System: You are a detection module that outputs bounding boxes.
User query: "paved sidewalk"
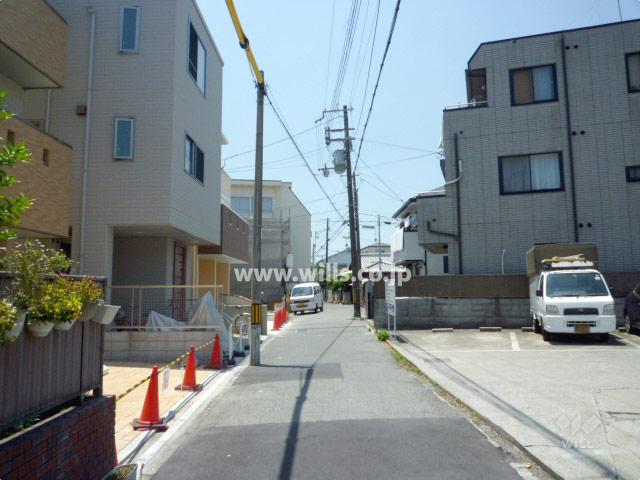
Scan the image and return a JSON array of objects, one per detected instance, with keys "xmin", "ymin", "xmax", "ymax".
[
  {"xmin": 391, "ymin": 329, "xmax": 640, "ymax": 480},
  {"xmin": 146, "ymin": 305, "xmax": 524, "ymax": 480},
  {"xmin": 103, "ymin": 362, "xmax": 212, "ymax": 452}
]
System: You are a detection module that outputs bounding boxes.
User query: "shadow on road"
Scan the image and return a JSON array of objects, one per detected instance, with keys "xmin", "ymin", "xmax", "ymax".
[{"xmin": 276, "ymin": 317, "xmax": 355, "ymax": 480}]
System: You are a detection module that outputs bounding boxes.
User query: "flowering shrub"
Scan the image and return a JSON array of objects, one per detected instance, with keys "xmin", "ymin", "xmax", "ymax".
[
  {"xmin": 1, "ymin": 240, "xmax": 74, "ymax": 310},
  {"xmin": 28, "ymin": 278, "xmax": 82, "ymax": 325},
  {"xmin": 0, "ymin": 298, "xmax": 18, "ymax": 345},
  {"xmin": 70, "ymin": 277, "xmax": 103, "ymax": 304}
]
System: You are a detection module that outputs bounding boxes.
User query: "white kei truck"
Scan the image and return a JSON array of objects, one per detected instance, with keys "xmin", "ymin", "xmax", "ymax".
[{"xmin": 527, "ymin": 244, "xmax": 616, "ymax": 341}]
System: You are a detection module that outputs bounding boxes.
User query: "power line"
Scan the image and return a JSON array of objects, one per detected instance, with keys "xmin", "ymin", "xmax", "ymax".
[
  {"xmin": 265, "ymin": 88, "xmax": 346, "ymax": 221},
  {"xmin": 355, "ymin": 0, "xmax": 381, "ymax": 132},
  {"xmin": 323, "ymin": 0, "xmax": 337, "ymax": 109},
  {"xmin": 331, "ymin": 0, "xmax": 363, "ymax": 109},
  {"xmin": 362, "ymin": 139, "xmax": 433, "ymax": 152},
  {"xmin": 223, "ymin": 116, "xmax": 340, "ymax": 163},
  {"xmin": 347, "ymin": 0, "xmax": 373, "ymax": 106},
  {"xmin": 353, "ymin": 0, "xmax": 402, "ymax": 174}
]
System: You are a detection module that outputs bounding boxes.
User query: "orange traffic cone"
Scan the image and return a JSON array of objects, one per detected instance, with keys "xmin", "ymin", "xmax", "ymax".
[
  {"xmin": 131, "ymin": 366, "xmax": 168, "ymax": 431},
  {"xmin": 207, "ymin": 333, "xmax": 223, "ymax": 369},
  {"xmin": 274, "ymin": 309, "xmax": 281, "ymax": 330},
  {"xmin": 283, "ymin": 308, "xmax": 288, "ymax": 324},
  {"xmin": 175, "ymin": 345, "xmax": 202, "ymax": 391}
]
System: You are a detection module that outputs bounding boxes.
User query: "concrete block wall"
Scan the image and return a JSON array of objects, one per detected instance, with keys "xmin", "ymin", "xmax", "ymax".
[
  {"xmin": 373, "ymin": 297, "xmax": 626, "ymax": 330},
  {"xmin": 105, "ymin": 331, "xmax": 223, "ymax": 364}
]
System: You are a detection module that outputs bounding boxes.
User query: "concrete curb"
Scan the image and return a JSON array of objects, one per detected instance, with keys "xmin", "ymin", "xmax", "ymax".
[{"xmin": 388, "ymin": 337, "xmax": 562, "ymax": 480}]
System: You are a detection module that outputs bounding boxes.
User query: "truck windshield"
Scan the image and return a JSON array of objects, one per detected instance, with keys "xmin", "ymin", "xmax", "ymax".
[
  {"xmin": 291, "ymin": 286, "xmax": 313, "ymax": 297},
  {"xmin": 546, "ymin": 272, "xmax": 609, "ymax": 297}
]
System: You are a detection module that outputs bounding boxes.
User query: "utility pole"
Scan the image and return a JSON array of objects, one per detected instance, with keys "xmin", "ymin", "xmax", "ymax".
[
  {"xmin": 342, "ymin": 105, "xmax": 361, "ymax": 318},
  {"xmin": 321, "ymin": 105, "xmax": 361, "ymax": 318},
  {"xmin": 324, "ymin": 218, "xmax": 329, "ymax": 296},
  {"xmin": 249, "ymin": 73, "xmax": 265, "ymax": 366},
  {"xmin": 225, "ymin": 0, "xmax": 265, "ymax": 365}
]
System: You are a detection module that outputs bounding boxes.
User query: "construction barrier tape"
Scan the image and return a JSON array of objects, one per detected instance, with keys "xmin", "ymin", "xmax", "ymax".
[{"xmin": 114, "ymin": 336, "xmax": 218, "ymax": 402}]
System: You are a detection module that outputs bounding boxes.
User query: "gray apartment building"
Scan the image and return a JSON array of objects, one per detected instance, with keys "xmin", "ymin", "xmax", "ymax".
[
  {"xmin": 21, "ymin": 0, "xmax": 224, "ymax": 294},
  {"xmin": 419, "ymin": 19, "xmax": 640, "ymax": 275}
]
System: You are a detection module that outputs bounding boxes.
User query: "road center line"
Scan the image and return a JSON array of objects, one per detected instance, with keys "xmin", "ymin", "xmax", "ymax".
[{"xmin": 509, "ymin": 332, "xmax": 521, "ymax": 351}]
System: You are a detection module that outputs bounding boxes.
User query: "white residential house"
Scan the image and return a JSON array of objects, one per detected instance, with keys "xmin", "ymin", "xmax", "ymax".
[
  {"xmin": 391, "ymin": 191, "xmax": 449, "ymax": 276},
  {"xmin": 23, "ymin": 0, "xmax": 225, "ymax": 299},
  {"xmin": 229, "ymin": 178, "xmax": 311, "ymax": 301}
]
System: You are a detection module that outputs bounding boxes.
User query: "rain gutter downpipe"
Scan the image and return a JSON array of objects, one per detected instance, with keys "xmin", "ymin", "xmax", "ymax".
[
  {"xmin": 79, "ymin": 5, "xmax": 96, "ymax": 274},
  {"xmin": 561, "ymin": 35, "xmax": 579, "ymax": 243}
]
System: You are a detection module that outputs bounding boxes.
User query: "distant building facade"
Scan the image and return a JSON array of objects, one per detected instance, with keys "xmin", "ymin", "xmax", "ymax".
[{"xmin": 229, "ymin": 178, "xmax": 311, "ymax": 301}]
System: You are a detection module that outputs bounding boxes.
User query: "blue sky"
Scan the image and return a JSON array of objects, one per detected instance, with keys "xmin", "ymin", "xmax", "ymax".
[{"xmin": 197, "ymin": 0, "xmax": 640, "ymax": 258}]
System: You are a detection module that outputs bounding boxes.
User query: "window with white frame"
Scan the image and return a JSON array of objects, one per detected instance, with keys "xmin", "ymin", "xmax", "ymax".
[
  {"xmin": 114, "ymin": 118, "xmax": 134, "ymax": 159},
  {"xmin": 499, "ymin": 152, "xmax": 563, "ymax": 194},
  {"xmin": 184, "ymin": 135, "xmax": 204, "ymax": 183},
  {"xmin": 188, "ymin": 23, "xmax": 206, "ymax": 94},
  {"xmin": 120, "ymin": 7, "xmax": 140, "ymax": 52},
  {"xmin": 627, "ymin": 52, "xmax": 640, "ymax": 93},
  {"xmin": 510, "ymin": 65, "xmax": 557, "ymax": 105}
]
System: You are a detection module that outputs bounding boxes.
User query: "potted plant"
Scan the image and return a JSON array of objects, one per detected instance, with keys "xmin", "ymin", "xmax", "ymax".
[
  {"xmin": 5, "ymin": 240, "xmax": 72, "ymax": 307},
  {"xmin": 72, "ymin": 277, "xmax": 104, "ymax": 321},
  {"xmin": 0, "ymin": 298, "xmax": 25, "ymax": 345},
  {"xmin": 29, "ymin": 278, "xmax": 82, "ymax": 334},
  {"xmin": 92, "ymin": 302, "xmax": 120, "ymax": 326}
]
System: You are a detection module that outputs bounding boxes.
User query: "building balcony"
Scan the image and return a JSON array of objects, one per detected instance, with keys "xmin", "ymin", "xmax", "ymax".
[
  {"xmin": 0, "ymin": 0, "xmax": 67, "ymax": 88},
  {"xmin": 391, "ymin": 229, "xmax": 425, "ymax": 265},
  {"xmin": 198, "ymin": 205, "xmax": 249, "ymax": 264},
  {"xmin": 2, "ymin": 117, "xmax": 72, "ymax": 238}
]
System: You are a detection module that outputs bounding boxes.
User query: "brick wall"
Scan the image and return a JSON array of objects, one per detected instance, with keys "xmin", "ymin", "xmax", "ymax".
[{"xmin": 0, "ymin": 396, "xmax": 116, "ymax": 480}]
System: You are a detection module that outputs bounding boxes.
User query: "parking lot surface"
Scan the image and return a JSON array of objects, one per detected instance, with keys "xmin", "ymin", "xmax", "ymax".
[{"xmin": 392, "ymin": 329, "xmax": 640, "ymax": 480}]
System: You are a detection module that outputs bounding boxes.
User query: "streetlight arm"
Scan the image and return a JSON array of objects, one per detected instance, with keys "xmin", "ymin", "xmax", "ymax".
[{"xmin": 225, "ymin": 0, "xmax": 264, "ymax": 86}]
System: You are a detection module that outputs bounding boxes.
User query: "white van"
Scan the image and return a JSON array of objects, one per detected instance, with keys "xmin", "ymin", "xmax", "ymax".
[
  {"xmin": 290, "ymin": 282, "xmax": 324, "ymax": 314},
  {"xmin": 529, "ymin": 257, "xmax": 616, "ymax": 341}
]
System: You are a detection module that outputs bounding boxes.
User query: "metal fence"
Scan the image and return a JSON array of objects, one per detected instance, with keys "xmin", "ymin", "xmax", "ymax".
[{"xmin": 110, "ymin": 284, "xmax": 224, "ymax": 330}]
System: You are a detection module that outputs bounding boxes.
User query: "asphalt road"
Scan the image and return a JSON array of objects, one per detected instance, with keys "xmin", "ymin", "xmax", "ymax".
[{"xmin": 150, "ymin": 305, "xmax": 521, "ymax": 480}]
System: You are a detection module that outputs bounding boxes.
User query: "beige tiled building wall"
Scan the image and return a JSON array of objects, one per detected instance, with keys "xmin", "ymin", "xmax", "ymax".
[
  {"xmin": 0, "ymin": 0, "xmax": 67, "ymax": 87},
  {"xmin": 1, "ymin": 118, "xmax": 72, "ymax": 238}
]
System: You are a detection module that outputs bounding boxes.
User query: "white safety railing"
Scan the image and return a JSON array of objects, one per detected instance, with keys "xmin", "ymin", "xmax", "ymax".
[{"xmin": 110, "ymin": 284, "xmax": 224, "ymax": 330}]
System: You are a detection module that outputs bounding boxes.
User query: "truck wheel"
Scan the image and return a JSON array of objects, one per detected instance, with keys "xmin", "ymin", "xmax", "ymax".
[
  {"xmin": 542, "ymin": 328, "xmax": 551, "ymax": 342},
  {"xmin": 533, "ymin": 316, "xmax": 541, "ymax": 334}
]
